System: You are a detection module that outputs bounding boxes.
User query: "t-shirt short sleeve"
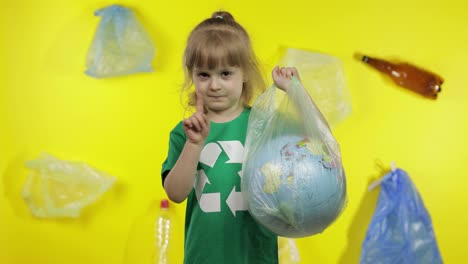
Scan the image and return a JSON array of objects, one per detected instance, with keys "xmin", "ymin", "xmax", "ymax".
[{"xmin": 161, "ymin": 122, "xmax": 186, "ymax": 186}]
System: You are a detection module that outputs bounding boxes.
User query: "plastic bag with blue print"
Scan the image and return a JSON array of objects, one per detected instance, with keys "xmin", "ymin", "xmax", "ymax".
[
  {"xmin": 85, "ymin": 5, "xmax": 155, "ymax": 78},
  {"xmin": 361, "ymin": 168, "xmax": 443, "ymax": 264}
]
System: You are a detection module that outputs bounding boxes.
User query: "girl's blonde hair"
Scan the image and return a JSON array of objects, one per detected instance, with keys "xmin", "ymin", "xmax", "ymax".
[{"xmin": 182, "ymin": 11, "xmax": 265, "ymax": 108}]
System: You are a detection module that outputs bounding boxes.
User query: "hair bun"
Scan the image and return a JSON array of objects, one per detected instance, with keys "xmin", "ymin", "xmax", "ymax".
[{"xmin": 211, "ymin": 11, "xmax": 235, "ymax": 22}]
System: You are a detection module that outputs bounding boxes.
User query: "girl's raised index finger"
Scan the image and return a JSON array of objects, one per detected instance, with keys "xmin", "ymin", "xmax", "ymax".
[{"xmin": 196, "ymin": 92, "xmax": 204, "ymax": 113}]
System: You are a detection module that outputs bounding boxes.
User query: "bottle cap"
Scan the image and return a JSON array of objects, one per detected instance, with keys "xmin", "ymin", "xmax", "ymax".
[{"xmin": 160, "ymin": 199, "xmax": 169, "ymax": 209}]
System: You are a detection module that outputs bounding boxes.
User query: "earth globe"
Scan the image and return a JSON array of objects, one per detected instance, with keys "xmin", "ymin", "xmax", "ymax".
[{"xmin": 243, "ymin": 135, "xmax": 347, "ymax": 237}]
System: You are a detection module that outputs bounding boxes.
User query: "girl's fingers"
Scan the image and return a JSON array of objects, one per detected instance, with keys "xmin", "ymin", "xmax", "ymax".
[
  {"xmin": 196, "ymin": 112, "xmax": 208, "ymax": 130},
  {"xmin": 273, "ymin": 66, "xmax": 281, "ymax": 79},
  {"xmin": 272, "ymin": 66, "xmax": 278, "ymax": 76},
  {"xmin": 286, "ymin": 67, "xmax": 296, "ymax": 78},
  {"xmin": 272, "ymin": 66, "xmax": 301, "ymax": 91},
  {"xmin": 184, "ymin": 113, "xmax": 208, "ymax": 132},
  {"xmin": 290, "ymin": 67, "xmax": 299, "ymax": 79},
  {"xmin": 280, "ymin": 67, "xmax": 287, "ymax": 76},
  {"xmin": 201, "ymin": 112, "xmax": 209, "ymax": 126},
  {"xmin": 275, "ymin": 66, "xmax": 297, "ymax": 78},
  {"xmin": 183, "ymin": 117, "xmax": 198, "ymax": 131},
  {"xmin": 192, "ymin": 115, "xmax": 203, "ymax": 131},
  {"xmin": 278, "ymin": 66, "xmax": 299, "ymax": 80},
  {"xmin": 196, "ymin": 91, "xmax": 204, "ymax": 113},
  {"xmin": 183, "ymin": 118, "xmax": 194, "ymax": 130},
  {"xmin": 272, "ymin": 66, "xmax": 279, "ymax": 80},
  {"xmin": 202, "ymin": 114, "xmax": 210, "ymax": 133}
]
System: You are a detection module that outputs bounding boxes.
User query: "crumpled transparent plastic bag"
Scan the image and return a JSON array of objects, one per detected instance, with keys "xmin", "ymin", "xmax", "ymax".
[
  {"xmin": 22, "ymin": 153, "xmax": 116, "ymax": 218},
  {"xmin": 242, "ymin": 77, "xmax": 347, "ymax": 237},
  {"xmin": 278, "ymin": 237, "xmax": 300, "ymax": 264},
  {"xmin": 360, "ymin": 168, "xmax": 443, "ymax": 264},
  {"xmin": 85, "ymin": 5, "xmax": 155, "ymax": 78},
  {"xmin": 279, "ymin": 48, "xmax": 352, "ymax": 128}
]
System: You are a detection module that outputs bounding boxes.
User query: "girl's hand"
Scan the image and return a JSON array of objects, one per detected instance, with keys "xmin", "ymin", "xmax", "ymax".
[
  {"xmin": 182, "ymin": 92, "xmax": 210, "ymax": 146},
  {"xmin": 272, "ymin": 66, "xmax": 301, "ymax": 91}
]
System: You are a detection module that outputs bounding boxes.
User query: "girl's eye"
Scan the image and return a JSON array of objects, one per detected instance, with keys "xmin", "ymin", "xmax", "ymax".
[
  {"xmin": 221, "ymin": 71, "xmax": 232, "ymax": 77},
  {"xmin": 198, "ymin": 72, "xmax": 209, "ymax": 78}
]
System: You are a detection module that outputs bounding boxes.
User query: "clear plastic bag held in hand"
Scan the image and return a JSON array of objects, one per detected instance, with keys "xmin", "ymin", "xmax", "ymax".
[
  {"xmin": 360, "ymin": 168, "xmax": 443, "ymax": 264},
  {"xmin": 242, "ymin": 77, "xmax": 347, "ymax": 238},
  {"xmin": 85, "ymin": 5, "xmax": 155, "ymax": 78}
]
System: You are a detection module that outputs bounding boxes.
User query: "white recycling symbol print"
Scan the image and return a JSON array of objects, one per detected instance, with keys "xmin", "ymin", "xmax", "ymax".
[{"xmin": 194, "ymin": 141, "xmax": 247, "ymax": 216}]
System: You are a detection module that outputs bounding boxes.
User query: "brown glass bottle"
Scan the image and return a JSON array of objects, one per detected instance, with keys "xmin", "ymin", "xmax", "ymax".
[{"xmin": 361, "ymin": 55, "xmax": 443, "ymax": 99}]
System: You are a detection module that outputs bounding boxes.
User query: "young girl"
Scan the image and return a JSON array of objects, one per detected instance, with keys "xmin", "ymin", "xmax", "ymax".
[{"xmin": 161, "ymin": 11, "xmax": 302, "ymax": 264}]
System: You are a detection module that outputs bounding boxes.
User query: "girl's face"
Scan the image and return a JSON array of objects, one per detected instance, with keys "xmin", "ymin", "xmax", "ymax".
[{"xmin": 192, "ymin": 65, "xmax": 245, "ymax": 121}]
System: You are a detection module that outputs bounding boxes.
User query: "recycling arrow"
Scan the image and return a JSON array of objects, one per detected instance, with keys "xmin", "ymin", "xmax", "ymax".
[
  {"xmin": 226, "ymin": 186, "xmax": 247, "ymax": 216},
  {"xmin": 218, "ymin": 141, "xmax": 244, "ymax": 163},
  {"xmin": 194, "ymin": 169, "xmax": 220, "ymax": 213}
]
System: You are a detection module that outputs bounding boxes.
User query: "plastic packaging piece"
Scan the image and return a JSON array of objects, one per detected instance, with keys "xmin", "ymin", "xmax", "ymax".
[
  {"xmin": 278, "ymin": 237, "xmax": 300, "ymax": 264},
  {"xmin": 243, "ymin": 77, "xmax": 347, "ymax": 238},
  {"xmin": 154, "ymin": 199, "xmax": 171, "ymax": 264},
  {"xmin": 22, "ymin": 153, "xmax": 116, "ymax": 218},
  {"xmin": 360, "ymin": 55, "xmax": 443, "ymax": 99},
  {"xmin": 360, "ymin": 168, "xmax": 443, "ymax": 264},
  {"xmin": 279, "ymin": 48, "xmax": 352, "ymax": 129},
  {"xmin": 85, "ymin": 5, "xmax": 155, "ymax": 78}
]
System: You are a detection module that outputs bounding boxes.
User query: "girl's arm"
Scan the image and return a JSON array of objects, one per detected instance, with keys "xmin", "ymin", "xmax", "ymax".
[
  {"xmin": 164, "ymin": 93, "xmax": 210, "ymax": 203},
  {"xmin": 164, "ymin": 141, "xmax": 204, "ymax": 203}
]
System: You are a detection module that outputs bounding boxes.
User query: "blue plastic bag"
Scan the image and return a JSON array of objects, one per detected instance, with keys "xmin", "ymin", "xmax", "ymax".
[
  {"xmin": 85, "ymin": 5, "xmax": 155, "ymax": 78},
  {"xmin": 360, "ymin": 168, "xmax": 443, "ymax": 264}
]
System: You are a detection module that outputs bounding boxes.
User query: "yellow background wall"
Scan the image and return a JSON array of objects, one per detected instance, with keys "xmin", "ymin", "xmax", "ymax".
[{"xmin": 1, "ymin": 0, "xmax": 467, "ymax": 263}]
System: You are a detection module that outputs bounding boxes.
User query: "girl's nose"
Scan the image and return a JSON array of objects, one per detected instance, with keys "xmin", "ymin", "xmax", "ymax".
[{"xmin": 209, "ymin": 78, "xmax": 221, "ymax": 90}]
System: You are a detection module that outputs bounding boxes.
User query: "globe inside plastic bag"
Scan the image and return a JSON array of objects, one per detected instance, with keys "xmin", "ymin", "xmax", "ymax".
[
  {"xmin": 22, "ymin": 153, "xmax": 116, "ymax": 218},
  {"xmin": 85, "ymin": 5, "xmax": 155, "ymax": 78},
  {"xmin": 279, "ymin": 48, "xmax": 351, "ymax": 128},
  {"xmin": 243, "ymin": 77, "xmax": 347, "ymax": 238},
  {"xmin": 360, "ymin": 168, "xmax": 443, "ymax": 264}
]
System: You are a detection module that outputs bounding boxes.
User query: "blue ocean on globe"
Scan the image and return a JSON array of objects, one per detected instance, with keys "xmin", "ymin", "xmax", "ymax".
[{"xmin": 243, "ymin": 135, "xmax": 347, "ymax": 237}]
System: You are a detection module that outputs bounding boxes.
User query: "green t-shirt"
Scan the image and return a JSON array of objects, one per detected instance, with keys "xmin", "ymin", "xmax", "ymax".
[{"xmin": 162, "ymin": 107, "xmax": 278, "ymax": 264}]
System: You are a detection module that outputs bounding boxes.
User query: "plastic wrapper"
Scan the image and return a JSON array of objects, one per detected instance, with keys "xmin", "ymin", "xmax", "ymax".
[
  {"xmin": 242, "ymin": 77, "xmax": 347, "ymax": 238},
  {"xmin": 85, "ymin": 5, "xmax": 155, "ymax": 78},
  {"xmin": 22, "ymin": 153, "xmax": 116, "ymax": 218},
  {"xmin": 278, "ymin": 237, "xmax": 300, "ymax": 264},
  {"xmin": 360, "ymin": 168, "xmax": 443, "ymax": 264},
  {"xmin": 279, "ymin": 48, "xmax": 352, "ymax": 128}
]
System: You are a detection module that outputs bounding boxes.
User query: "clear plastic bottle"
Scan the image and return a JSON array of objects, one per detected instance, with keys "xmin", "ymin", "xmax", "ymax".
[
  {"xmin": 361, "ymin": 55, "xmax": 444, "ymax": 99},
  {"xmin": 154, "ymin": 199, "xmax": 171, "ymax": 264}
]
